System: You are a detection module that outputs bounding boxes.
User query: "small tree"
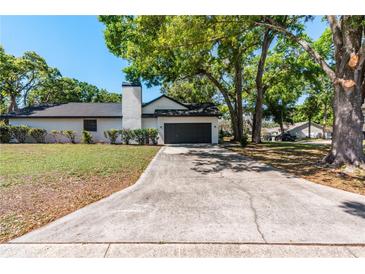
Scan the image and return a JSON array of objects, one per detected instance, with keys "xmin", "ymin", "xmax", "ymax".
[
  {"xmin": 120, "ymin": 129, "xmax": 134, "ymax": 144},
  {"xmin": 0, "ymin": 125, "xmax": 12, "ymax": 143},
  {"xmin": 104, "ymin": 129, "xmax": 119, "ymax": 144},
  {"xmin": 12, "ymin": 125, "xmax": 30, "ymax": 143},
  {"xmin": 62, "ymin": 130, "xmax": 77, "ymax": 143},
  {"xmin": 81, "ymin": 130, "xmax": 93, "ymax": 144},
  {"xmin": 29, "ymin": 128, "xmax": 47, "ymax": 143}
]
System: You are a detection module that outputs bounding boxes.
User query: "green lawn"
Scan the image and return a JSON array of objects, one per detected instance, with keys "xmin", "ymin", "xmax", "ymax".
[{"xmin": 0, "ymin": 144, "xmax": 160, "ymax": 243}]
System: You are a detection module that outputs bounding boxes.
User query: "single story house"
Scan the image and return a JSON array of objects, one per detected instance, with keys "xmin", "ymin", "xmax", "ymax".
[
  {"xmin": 263, "ymin": 121, "xmax": 332, "ymax": 141},
  {"xmin": 3, "ymin": 83, "xmax": 220, "ymax": 144}
]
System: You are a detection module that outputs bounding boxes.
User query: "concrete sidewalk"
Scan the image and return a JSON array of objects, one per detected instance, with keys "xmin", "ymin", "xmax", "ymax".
[
  {"xmin": 1, "ymin": 243, "xmax": 364, "ymax": 257},
  {"xmin": 2, "ymin": 145, "xmax": 365, "ymax": 257}
]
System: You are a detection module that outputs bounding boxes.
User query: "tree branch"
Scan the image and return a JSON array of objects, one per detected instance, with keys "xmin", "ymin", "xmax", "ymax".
[
  {"xmin": 256, "ymin": 19, "xmax": 337, "ymax": 82},
  {"xmin": 327, "ymin": 16, "xmax": 343, "ymax": 49}
]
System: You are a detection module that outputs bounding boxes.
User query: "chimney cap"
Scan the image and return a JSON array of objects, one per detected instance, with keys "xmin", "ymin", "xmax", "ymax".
[{"xmin": 122, "ymin": 82, "xmax": 141, "ymax": 87}]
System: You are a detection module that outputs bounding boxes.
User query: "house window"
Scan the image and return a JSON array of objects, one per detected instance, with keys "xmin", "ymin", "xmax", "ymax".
[{"xmin": 83, "ymin": 119, "xmax": 97, "ymax": 132}]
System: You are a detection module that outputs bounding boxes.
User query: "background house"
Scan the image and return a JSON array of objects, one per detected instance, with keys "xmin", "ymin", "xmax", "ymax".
[{"xmin": 262, "ymin": 121, "xmax": 332, "ymax": 141}]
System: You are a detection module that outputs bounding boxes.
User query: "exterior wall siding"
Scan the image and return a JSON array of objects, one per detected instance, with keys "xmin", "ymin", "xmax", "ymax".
[
  {"xmin": 156, "ymin": 116, "xmax": 219, "ymax": 144},
  {"xmin": 142, "ymin": 97, "xmax": 187, "ymax": 114},
  {"xmin": 9, "ymin": 118, "xmax": 122, "ymax": 143},
  {"xmin": 142, "ymin": 117, "xmax": 158, "ymax": 129}
]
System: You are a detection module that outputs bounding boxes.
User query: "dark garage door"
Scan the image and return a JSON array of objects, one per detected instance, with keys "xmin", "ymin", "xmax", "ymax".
[{"xmin": 164, "ymin": 123, "xmax": 212, "ymax": 144}]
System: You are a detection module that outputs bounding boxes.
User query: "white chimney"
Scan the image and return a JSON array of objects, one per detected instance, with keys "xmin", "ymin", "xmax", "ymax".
[{"xmin": 122, "ymin": 82, "xmax": 142, "ymax": 129}]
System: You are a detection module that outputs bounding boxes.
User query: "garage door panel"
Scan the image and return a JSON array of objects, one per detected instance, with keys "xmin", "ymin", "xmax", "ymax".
[{"xmin": 164, "ymin": 123, "xmax": 211, "ymax": 144}]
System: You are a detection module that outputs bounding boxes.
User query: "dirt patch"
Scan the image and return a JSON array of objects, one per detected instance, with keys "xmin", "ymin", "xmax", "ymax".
[
  {"xmin": 0, "ymin": 171, "xmax": 140, "ymax": 243},
  {"xmin": 229, "ymin": 143, "xmax": 365, "ymax": 196}
]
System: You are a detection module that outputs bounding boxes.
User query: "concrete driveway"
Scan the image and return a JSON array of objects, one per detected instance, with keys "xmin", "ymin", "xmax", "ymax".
[{"xmin": 2, "ymin": 145, "xmax": 365, "ymax": 257}]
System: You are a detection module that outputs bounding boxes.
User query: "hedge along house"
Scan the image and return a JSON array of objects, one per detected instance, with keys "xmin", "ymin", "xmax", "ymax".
[{"xmin": 3, "ymin": 83, "xmax": 220, "ymax": 144}]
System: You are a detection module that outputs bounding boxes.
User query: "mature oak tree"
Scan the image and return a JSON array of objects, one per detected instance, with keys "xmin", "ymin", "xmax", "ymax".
[
  {"xmin": 99, "ymin": 15, "xmax": 260, "ymax": 142},
  {"xmin": 259, "ymin": 16, "xmax": 365, "ymax": 167}
]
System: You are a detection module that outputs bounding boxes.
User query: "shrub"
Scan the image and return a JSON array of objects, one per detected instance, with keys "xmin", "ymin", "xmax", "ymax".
[
  {"xmin": 29, "ymin": 128, "xmax": 47, "ymax": 143},
  {"xmin": 104, "ymin": 129, "xmax": 119, "ymax": 144},
  {"xmin": 120, "ymin": 129, "xmax": 134, "ymax": 145},
  {"xmin": 147, "ymin": 128, "xmax": 159, "ymax": 145},
  {"xmin": 82, "ymin": 130, "xmax": 93, "ymax": 144},
  {"xmin": 142, "ymin": 128, "xmax": 150, "ymax": 144},
  {"xmin": 133, "ymin": 129, "xmax": 145, "ymax": 145},
  {"xmin": 0, "ymin": 125, "xmax": 12, "ymax": 143},
  {"xmin": 62, "ymin": 130, "xmax": 77, "ymax": 143},
  {"xmin": 50, "ymin": 130, "xmax": 61, "ymax": 143},
  {"xmin": 12, "ymin": 125, "xmax": 30, "ymax": 143}
]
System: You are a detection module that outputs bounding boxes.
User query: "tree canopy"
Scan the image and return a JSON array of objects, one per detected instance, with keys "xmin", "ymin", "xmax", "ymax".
[{"xmin": 0, "ymin": 46, "xmax": 121, "ymax": 113}]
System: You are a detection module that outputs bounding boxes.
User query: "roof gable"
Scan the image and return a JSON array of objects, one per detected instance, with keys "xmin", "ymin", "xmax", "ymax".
[{"xmin": 142, "ymin": 95, "xmax": 188, "ymax": 114}]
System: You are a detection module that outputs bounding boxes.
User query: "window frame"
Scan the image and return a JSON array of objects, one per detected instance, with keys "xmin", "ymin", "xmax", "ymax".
[{"xmin": 83, "ymin": 119, "xmax": 97, "ymax": 132}]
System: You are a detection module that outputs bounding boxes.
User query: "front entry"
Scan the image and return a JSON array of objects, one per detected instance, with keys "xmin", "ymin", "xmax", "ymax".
[{"xmin": 164, "ymin": 123, "xmax": 212, "ymax": 144}]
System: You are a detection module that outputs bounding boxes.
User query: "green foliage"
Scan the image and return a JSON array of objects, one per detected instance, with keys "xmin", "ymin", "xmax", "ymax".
[
  {"xmin": 119, "ymin": 129, "xmax": 134, "ymax": 145},
  {"xmin": 161, "ymin": 77, "xmax": 218, "ymax": 104},
  {"xmin": 133, "ymin": 129, "xmax": 146, "ymax": 145},
  {"xmin": 0, "ymin": 125, "xmax": 12, "ymax": 143},
  {"xmin": 11, "ymin": 125, "xmax": 30, "ymax": 143},
  {"xmin": 50, "ymin": 130, "xmax": 61, "ymax": 143},
  {"xmin": 0, "ymin": 47, "xmax": 49, "ymax": 112},
  {"xmin": 81, "ymin": 130, "xmax": 93, "ymax": 144},
  {"xmin": 99, "ymin": 16, "xmax": 263, "ymax": 140},
  {"xmin": 104, "ymin": 129, "xmax": 119, "ymax": 144},
  {"xmin": 29, "ymin": 128, "xmax": 47, "ymax": 143},
  {"xmin": 147, "ymin": 128, "xmax": 159, "ymax": 145},
  {"xmin": 0, "ymin": 46, "xmax": 121, "ymax": 112},
  {"xmin": 62, "ymin": 130, "xmax": 77, "ymax": 144}
]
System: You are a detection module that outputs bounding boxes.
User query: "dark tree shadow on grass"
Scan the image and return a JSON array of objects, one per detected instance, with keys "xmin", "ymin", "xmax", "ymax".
[{"xmin": 339, "ymin": 201, "xmax": 365, "ymax": 219}]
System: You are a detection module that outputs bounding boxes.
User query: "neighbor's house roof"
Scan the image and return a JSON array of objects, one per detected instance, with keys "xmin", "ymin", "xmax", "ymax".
[
  {"xmin": 2, "ymin": 97, "xmax": 220, "ymax": 119},
  {"xmin": 263, "ymin": 121, "xmax": 332, "ymax": 135}
]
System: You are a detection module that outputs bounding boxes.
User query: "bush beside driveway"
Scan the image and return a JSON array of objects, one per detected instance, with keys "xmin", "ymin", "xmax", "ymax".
[{"xmin": 0, "ymin": 144, "xmax": 160, "ymax": 243}]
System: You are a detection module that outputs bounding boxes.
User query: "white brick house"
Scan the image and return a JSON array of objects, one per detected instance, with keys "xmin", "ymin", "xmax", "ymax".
[{"xmin": 4, "ymin": 83, "xmax": 220, "ymax": 144}]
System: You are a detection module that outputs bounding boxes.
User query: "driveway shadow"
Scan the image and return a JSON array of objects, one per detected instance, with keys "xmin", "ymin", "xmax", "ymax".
[
  {"xmin": 339, "ymin": 201, "xmax": 365, "ymax": 219},
  {"xmin": 186, "ymin": 148, "xmax": 274, "ymax": 175}
]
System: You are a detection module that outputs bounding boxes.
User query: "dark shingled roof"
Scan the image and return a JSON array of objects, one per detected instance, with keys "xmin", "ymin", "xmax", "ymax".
[
  {"xmin": 154, "ymin": 103, "xmax": 220, "ymax": 117},
  {"xmin": 2, "ymin": 103, "xmax": 123, "ymax": 118}
]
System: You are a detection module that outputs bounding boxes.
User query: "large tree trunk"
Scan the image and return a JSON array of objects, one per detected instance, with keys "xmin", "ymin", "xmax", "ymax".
[
  {"xmin": 229, "ymin": 107, "xmax": 239, "ymax": 141},
  {"xmin": 8, "ymin": 94, "xmax": 18, "ymax": 113},
  {"xmin": 234, "ymin": 55, "xmax": 244, "ymax": 142},
  {"xmin": 322, "ymin": 103, "xmax": 328, "ymax": 139},
  {"xmin": 260, "ymin": 15, "xmax": 365, "ymax": 166},
  {"xmin": 252, "ymin": 91, "xmax": 264, "ymax": 143},
  {"xmin": 308, "ymin": 118, "xmax": 311, "ymax": 138},
  {"xmin": 202, "ymin": 69, "xmax": 241, "ymax": 141},
  {"xmin": 323, "ymin": 83, "xmax": 365, "ymax": 166},
  {"xmin": 252, "ymin": 30, "xmax": 273, "ymax": 143}
]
